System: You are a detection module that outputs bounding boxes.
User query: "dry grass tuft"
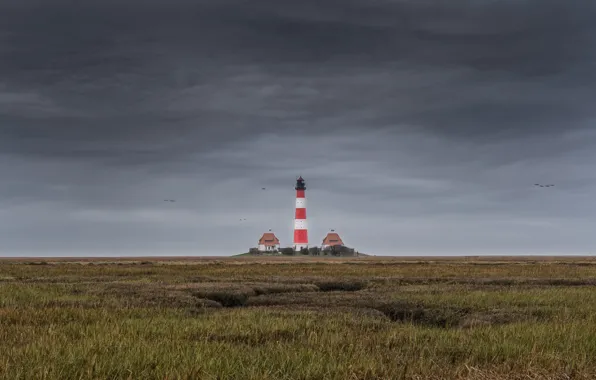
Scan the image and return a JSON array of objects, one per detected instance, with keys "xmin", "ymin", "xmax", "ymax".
[
  {"xmin": 375, "ymin": 301, "xmax": 471, "ymax": 328},
  {"xmin": 193, "ymin": 290, "xmax": 250, "ymax": 307}
]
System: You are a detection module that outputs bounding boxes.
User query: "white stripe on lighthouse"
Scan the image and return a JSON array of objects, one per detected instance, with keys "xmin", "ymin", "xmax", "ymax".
[
  {"xmin": 294, "ymin": 219, "xmax": 308, "ymax": 229},
  {"xmin": 295, "ymin": 198, "xmax": 306, "ymax": 208}
]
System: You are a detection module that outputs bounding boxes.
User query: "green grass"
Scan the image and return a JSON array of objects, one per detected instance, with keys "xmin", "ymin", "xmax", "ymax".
[{"xmin": 2, "ymin": 257, "xmax": 596, "ymax": 379}]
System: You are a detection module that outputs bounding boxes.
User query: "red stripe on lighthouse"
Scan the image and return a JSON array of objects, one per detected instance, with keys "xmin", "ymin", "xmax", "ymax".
[
  {"xmin": 294, "ymin": 229, "xmax": 308, "ymax": 244},
  {"xmin": 296, "ymin": 190, "xmax": 305, "ymax": 198},
  {"xmin": 295, "ymin": 208, "xmax": 306, "ymax": 219}
]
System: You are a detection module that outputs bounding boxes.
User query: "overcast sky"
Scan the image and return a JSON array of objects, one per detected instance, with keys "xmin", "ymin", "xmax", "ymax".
[{"xmin": 1, "ymin": 0, "xmax": 596, "ymax": 256}]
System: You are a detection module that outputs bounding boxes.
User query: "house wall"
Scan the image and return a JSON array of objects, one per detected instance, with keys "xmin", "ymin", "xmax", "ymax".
[{"xmin": 258, "ymin": 244, "xmax": 279, "ymax": 251}]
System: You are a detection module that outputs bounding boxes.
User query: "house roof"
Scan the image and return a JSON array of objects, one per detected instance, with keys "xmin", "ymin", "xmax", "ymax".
[
  {"xmin": 322, "ymin": 232, "xmax": 343, "ymax": 246},
  {"xmin": 258, "ymin": 232, "xmax": 280, "ymax": 246}
]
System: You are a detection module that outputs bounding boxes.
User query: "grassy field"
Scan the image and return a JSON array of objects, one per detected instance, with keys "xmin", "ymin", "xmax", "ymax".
[{"xmin": 2, "ymin": 256, "xmax": 596, "ymax": 379}]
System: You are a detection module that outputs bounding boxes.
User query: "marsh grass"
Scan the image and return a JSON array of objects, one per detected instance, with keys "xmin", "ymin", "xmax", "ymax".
[
  {"xmin": 2, "ymin": 257, "xmax": 596, "ymax": 379},
  {"xmin": 314, "ymin": 280, "xmax": 368, "ymax": 291}
]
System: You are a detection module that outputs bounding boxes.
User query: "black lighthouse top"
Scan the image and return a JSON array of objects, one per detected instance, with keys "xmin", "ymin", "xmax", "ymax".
[{"xmin": 295, "ymin": 176, "xmax": 306, "ymax": 190}]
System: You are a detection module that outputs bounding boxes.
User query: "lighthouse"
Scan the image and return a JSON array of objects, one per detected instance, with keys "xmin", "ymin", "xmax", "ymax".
[{"xmin": 293, "ymin": 176, "xmax": 309, "ymax": 251}]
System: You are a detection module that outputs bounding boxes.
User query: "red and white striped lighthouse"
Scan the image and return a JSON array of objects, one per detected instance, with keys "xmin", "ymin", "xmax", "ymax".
[{"xmin": 293, "ymin": 176, "xmax": 308, "ymax": 251}]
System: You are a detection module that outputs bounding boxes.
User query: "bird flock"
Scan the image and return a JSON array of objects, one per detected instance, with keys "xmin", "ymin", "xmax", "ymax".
[
  {"xmin": 534, "ymin": 184, "xmax": 555, "ymax": 188},
  {"xmin": 160, "ymin": 183, "xmax": 556, "ymax": 226},
  {"xmin": 161, "ymin": 187, "xmax": 269, "ymax": 223}
]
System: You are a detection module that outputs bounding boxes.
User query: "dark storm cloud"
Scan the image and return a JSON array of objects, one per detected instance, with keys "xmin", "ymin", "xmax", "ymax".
[
  {"xmin": 1, "ymin": 0, "xmax": 596, "ymax": 255},
  {"xmin": 2, "ymin": 0, "xmax": 595, "ymax": 159}
]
